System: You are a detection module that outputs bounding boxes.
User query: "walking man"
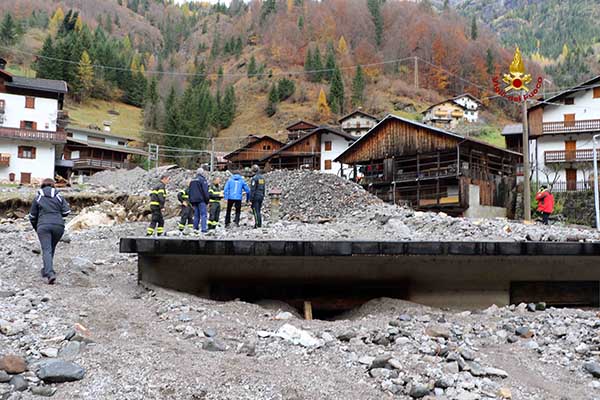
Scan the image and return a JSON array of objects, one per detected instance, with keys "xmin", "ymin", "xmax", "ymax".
[
  {"xmin": 535, "ymin": 184, "xmax": 554, "ymax": 225},
  {"xmin": 189, "ymin": 167, "xmax": 210, "ymax": 233},
  {"xmin": 249, "ymin": 165, "xmax": 266, "ymax": 228},
  {"xmin": 224, "ymin": 170, "xmax": 251, "ymax": 227},
  {"xmin": 177, "ymin": 184, "xmax": 194, "ymax": 232},
  {"xmin": 147, "ymin": 175, "xmax": 169, "ymax": 236},
  {"xmin": 208, "ymin": 177, "xmax": 223, "ymax": 230},
  {"xmin": 28, "ymin": 178, "xmax": 71, "ymax": 284}
]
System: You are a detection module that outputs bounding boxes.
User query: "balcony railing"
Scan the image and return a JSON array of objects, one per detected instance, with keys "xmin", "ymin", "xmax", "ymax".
[
  {"xmin": 0, "ymin": 154, "xmax": 9, "ymax": 167},
  {"xmin": 0, "ymin": 127, "xmax": 66, "ymax": 143},
  {"xmin": 542, "ymin": 119, "xmax": 600, "ymax": 134},
  {"xmin": 73, "ymin": 158, "xmax": 132, "ymax": 170},
  {"xmin": 544, "ymin": 149, "xmax": 599, "ymax": 163},
  {"xmin": 551, "ymin": 181, "xmax": 594, "ymax": 192}
]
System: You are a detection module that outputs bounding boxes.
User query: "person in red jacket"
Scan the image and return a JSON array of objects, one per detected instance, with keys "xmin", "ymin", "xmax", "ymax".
[{"xmin": 535, "ymin": 184, "xmax": 554, "ymax": 225}]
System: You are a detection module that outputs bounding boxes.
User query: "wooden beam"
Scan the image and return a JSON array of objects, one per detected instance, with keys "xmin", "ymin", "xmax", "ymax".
[{"xmin": 303, "ymin": 301, "xmax": 313, "ymax": 320}]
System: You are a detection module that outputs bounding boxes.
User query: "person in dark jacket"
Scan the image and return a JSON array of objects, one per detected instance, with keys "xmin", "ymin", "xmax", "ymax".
[
  {"xmin": 249, "ymin": 165, "xmax": 266, "ymax": 228},
  {"xmin": 147, "ymin": 175, "xmax": 169, "ymax": 236},
  {"xmin": 188, "ymin": 168, "xmax": 210, "ymax": 233},
  {"xmin": 208, "ymin": 177, "xmax": 223, "ymax": 230},
  {"xmin": 224, "ymin": 171, "xmax": 251, "ymax": 227},
  {"xmin": 28, "ymin": 178, "xmax": 71, "ymax": 284},
  {"xmin": 177, "ymin": 185, "xmax": 194, "ymax": 232}
]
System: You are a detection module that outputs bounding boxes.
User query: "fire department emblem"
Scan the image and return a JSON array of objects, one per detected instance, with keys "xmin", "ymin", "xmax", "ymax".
[{"xmin": 492, "ymin": 47, "xmax": 542, "ymax": 103}]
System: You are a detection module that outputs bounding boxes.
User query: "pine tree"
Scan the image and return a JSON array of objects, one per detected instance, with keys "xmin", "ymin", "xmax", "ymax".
[
  {"xmin": 164, "ymin": 86, "xmax": 181, "ymax": 149},
  {"xmin": 247, "ymin": 55, "xmax": 257, "ymax": 78},
  {"xmin": 266, "ymin": 84, "xmax": 279, "ymax": 117},
  {"xmin": 367, "ymin": 0, "xmax": 383, "ymax": 47},
  {"xmin": 298, "ymin": 15, "xmax": 304, "ymax": 30},
  {"xmin": 304, "ymin": 47, "xmax": 313, "ymax": 80},
  {"xmin": 75, "ymin": 50, "xmax": 94, "ymax": 102},
  {"xmin": 328, "ymin": 66, "xmax": 344, "ymax": 114},
  {"xmin": 220, "ymin": 85, "xmax": 236, "ymax": 128},
  {"xmin": 351, "ymin": 65, "xmax": 365, "ymax": 107},
  {"xmin": 211, "ymin": 31, "xmax": 220, "ymax": 58},
  {"xmin": 317, "ymin": 88, "xmax": 331, "ymax": 117},
  {"xmin": 324, "ymin": 44, "xmax": 336, "ymax": 82},
  {"xmin": 144, "ymin": 77, "xmax": 160, "ymax": 131},
  {"xmin": 35, "ymin": 36, "xmax": 61, "ymax": 79},
  {"xmin": 277, "ymin": 78, "xmax": 295, "ymax": 101},
  {"xmin": 313, "ymin": 47, "xmax": 323, "ymax": 82},
  {"xmin": 261, "ymin": 0, "xmax": 277, "ymax": 22},
  {"xmin": 0, "ymin": 13, "xmax": 18, "ymax": 46},
  {"xmin": 486, "ymin": 48, "xmax": 494, "ymax": 75},
  {"xmin": 470, "ymin": 16, "xmax": 478, "ymax": 40}
]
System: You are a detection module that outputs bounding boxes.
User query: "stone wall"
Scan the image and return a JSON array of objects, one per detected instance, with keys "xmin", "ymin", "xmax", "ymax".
[{"xmin": 555, "ymin": 190, "xmax": 597, "ymax": 228}]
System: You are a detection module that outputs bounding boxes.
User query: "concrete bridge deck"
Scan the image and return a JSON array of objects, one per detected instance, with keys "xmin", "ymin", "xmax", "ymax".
[{"xmin": 120, "ymin": 238, "xmax": 600, "ymax": 310}]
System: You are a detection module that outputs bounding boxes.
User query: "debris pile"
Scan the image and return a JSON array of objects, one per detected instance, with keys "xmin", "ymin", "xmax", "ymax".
[{"xmin": 66, "ymin": 201, "xmax": 127, "ymax": 231}]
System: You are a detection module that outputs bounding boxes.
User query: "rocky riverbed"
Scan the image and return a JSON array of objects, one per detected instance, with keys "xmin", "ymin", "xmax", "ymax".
[{"xmin": 1, "ymin": 219, "xmax": 600, "ymax": 399}]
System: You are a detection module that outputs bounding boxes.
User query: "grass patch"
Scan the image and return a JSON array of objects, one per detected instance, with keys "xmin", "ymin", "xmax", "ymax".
[
  {"xmin": 65, "ymin": 100, "xmax": 143, "ymax": 139},
  {"xmin": 473, "ymin": 126, "xmax": 506, "ymax": 148}
]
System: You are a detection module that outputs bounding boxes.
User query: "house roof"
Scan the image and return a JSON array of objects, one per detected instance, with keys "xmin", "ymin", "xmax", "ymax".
[
  {"xmin": 6, "ymin": 76, "xmax": 68, "ymax": 94},
  {"xmin": 223, "ymin": 135, "xmax": 284, "ymax": 160},
  {"xmin": 67, "ymin": 137, "xmax": 148, "ymax": 156},
  {"xmin": 422, "ymin": 99, "xmax": 468, "ymax": 114},
  {"xmin": 285, "ymin": 120, "xmax": 318, "ymax": 131},
  {"xmin": 338, "ymin": 109, "xmax": 379, "ymax": 123},
  {"xmin": 66, "ymin": 125, "xmax": 136, "ymax": 141},
  {"xmin": 450, "ymin": 93, "xmax": 484, "ymax": 106},
  {"xmin": 422, "ymin": 93, "xmax": 484, "ymax": 115},
  {"xmin": 261, "ymin": 126, "xmax": 355, "ymax": 162},
  {"xmin": 335, "ymin": 114, "xmax": 522, "ymax": 163},
  {"xmin": 528, "ymin": 75, "xmax": 600, "ymax": 111},
  {"xmin": 502, "ymin": 124, "xmax": 523, "ymax": 136}
]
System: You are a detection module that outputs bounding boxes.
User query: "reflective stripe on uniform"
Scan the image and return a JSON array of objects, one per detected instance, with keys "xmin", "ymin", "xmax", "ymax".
[
  {"xmin": 208, "ymin": 220, "xmax": 218, "ymax": 226},
  {"xmin": 150, "ymin": 201, "xmax": 160, "ymax": 206},
  {"xmin": 209, "ymin": 199, "xmax": 220, "ymax": 203},
  {"xmin": 157, "ymin": 227, "xmax": 165, "ymax": 233},
  {"xmin": 147, "ymin": 227, "xmax": 155, "ymax": 234}
]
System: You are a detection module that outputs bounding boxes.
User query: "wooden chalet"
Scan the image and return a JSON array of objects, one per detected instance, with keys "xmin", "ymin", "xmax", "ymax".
[
  {"xmin": 285, "ymin": 120, "xmax": 318, "ymax": 142},
  {"xmin": 335, "ymin": 115, "xmax": 522, "ymax": 217},
  {"xmin": 262, "ymin": 126, "xmax": 355, "ymax": 172},
  {"xmin": 224, "ymin": 135, "xmax": 284, "ymax": 169}
]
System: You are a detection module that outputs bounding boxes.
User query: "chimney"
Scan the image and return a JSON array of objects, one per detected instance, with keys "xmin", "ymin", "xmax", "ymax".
[
  {"xmin": 0, "ymin": 58, "xmax": 6, "ymax": 70},
  {"xmin": 103, "ymin": 121, "xmax": 112, "ymax": 132}
]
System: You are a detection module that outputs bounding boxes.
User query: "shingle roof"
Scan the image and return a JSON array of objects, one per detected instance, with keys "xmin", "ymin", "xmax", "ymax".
[
  {"xmin": 7, "ymin": 76, "xmax": 68, "ymax": 94},
  {"xmin": 501, "ymin": 124, "xmax": 523, "ymax": 136},
  {"xmin": 338, "ymin": 109, "xmax": 379, "ymax": 123},
  {"xmin": 528, "ymin": 75, "xmax": 600, "ymax": 111}
]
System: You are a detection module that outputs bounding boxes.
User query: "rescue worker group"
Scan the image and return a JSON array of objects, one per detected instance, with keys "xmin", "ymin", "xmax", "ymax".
[{"xmin": 147, "ymin": 164, "xmax": 266, "ymax": 236}]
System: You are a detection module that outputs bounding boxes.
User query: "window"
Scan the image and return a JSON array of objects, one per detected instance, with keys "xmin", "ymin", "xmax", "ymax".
[
  {"xmin": 324, "ymin": 141, "xmax": 332, "ymax": 151},
  {"xmin": 594, "ymin": 87, "xmax": 600, "ymax": 99},
  {"xmin": 324, "ymin": 160, "xmax": 332, "ymax": 170},
  {"xmin": 25, "ymin": 96, "xmax": 35, "ymax": 109},
  {"xmin": 118, "ymin": 141, "xmax": 126, "ymax": 146},
  {"xmin": 18, "ymin": 146, "xmax": 36, "ymax": 159},
  {"xmin": 0, "ymin": 99, "xmax": 5, "ymax": 112},
  {"xmin": 88, "ymin": 136, "xmax": 106, "ymax": 143},
  {"xmin": 564, "ymin": 98, "xmax": 574, "ymax": 105},
  {"xmin": 20, "ymin": 121, "xmax": 36, "ymax": 130},
  {"xmin": 564, "ymin": 113, "xmax": 576, "ymax": 127}
]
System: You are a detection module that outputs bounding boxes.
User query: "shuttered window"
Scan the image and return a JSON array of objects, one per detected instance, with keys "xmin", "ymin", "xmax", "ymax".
[
  {"xmin": 324, "ymin": 141, "xmax": 332, "ymax": 151},
  {"xmin": 25, "ymin": 96, "xmax": 35, "ymax": 109},
  {"xmin": 324, "ymin": 160, "xmax": 332, "ymax": 170},
  {"xmin": 20, "ymin": 121, "xmax": 36, "ymax": 130},
  {"xmin": 18, "ymin": 146, "xmax": 36, "ymax": 159},
  {"xmin": 594, "ymin": 87, "xmax": 600, "ymax": 99}
]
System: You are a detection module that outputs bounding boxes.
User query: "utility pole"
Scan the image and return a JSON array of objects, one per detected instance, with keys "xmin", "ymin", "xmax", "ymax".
[
  {"xmin": 414, "ymin": 56, "xmax": 419, "ymax": 90},
  {"xmin": 521, "ymin": 97, "xmax": 531, "ymax": 221},
  {"xmin": 210, "ymin": 137, "xmax": 215, "ymax": 172},
  {"xmin": 155, "ymin": 144, "xmax": 159, "ymax": 170},
  {"xmin": 593, "ymin": 134, "xmax": 600, "ymax": 230}
]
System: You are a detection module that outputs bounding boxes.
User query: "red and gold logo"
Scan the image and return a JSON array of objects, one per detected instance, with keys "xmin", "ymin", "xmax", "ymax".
[{"xmin": 492, "ymin": 47, "xmax": 542, "ymax": 103}]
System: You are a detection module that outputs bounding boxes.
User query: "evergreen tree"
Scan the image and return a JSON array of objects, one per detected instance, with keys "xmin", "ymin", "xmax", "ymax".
[
  {"xmin": 48, "ymin": 8, "xmax": 64, "ymax": 36},
  {"xmin": 35, "ymin": 36, "xmax": 61, "ymax": 79},
  {"xmin": 261, "ymin": 0, "xmax": 277, "ymax": 22},
  {"xmin": 191, "ymin": 60, "xmax": 206, "ymax": 86},
  {"xmin": 298, "ymin": 15, "xmax": 304, "ymax": 30},
  {"xmin": 247, "ymin": 55, "xmax": 257, "ymax": 78},
  {"xmin": 313, "ymin": 47, "xmax": 323, "ymax": 82},
  {"xmin": 211, "ymin": 31, "xmax": 220, "ymax": 58},
  {"xmin": 164, "ymin": 87, "xmax": 181, "ymax": 149},
  {"xmin": 470, "ymin": 15, "xmax": 478, "ymax": 40},
  {"xmin": 351, "ymin": 65, "xmax": 365, "ymax": 107},
  {"xmin": 266, "ymin": 84, "xmax": 278, "ymax": 117},
  {"xmin": 324, "ymin": 43, "xmax": 336, "ymax": 82},
  {"xmin": 75, "ymin": 50, "xmax": 94, "ymax": 102},
  {"xmin": 328, "ymin": 66, "xmax": 344, "ymax": 114},
  {"xmin": 277, "ymin": 78, "xmax": 295, "ymax": 101},
  {"xmin": 304, "ymin": 48, "xmax": 313, "ymax": 80},
  {"xmin": 220, "ymin": 85, "xmax": 236, "ymax": 128},
  {"xmin": 367, "ymin": 0, "xmax": 383, "ymax": 47},
  {"xmin": 486, "ymin": 48, "xmax": 494, "ymax": 75},
  {"xmin": 0, "ymin": 13, "xmax": 18, "ymax": 46},
  {"xmin": 144, "ymin": 77, "xmax": 160, "ymax": 131}
]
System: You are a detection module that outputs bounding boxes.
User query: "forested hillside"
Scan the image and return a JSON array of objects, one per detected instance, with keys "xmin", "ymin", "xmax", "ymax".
[{"xmin": 0, "ymin": 0, "xmax": 540, "ymax": 154}]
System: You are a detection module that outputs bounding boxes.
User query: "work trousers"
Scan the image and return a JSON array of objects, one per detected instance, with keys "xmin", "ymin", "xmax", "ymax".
[
  {"xmin": 541, "ymin": 212, "xmax": 550, "ymax": 225},
  {"xmin": 208, "ymin": 202, "xmax": 221, "ymax": 229},
  {"xmin": 251, "ymin": 198, "xmax": 263, "ymax": 228},
  {"xmin": 148, "ymin": 206, "xmax": 164, "ymax": 235},
  {"xmin": 193, "ymin": 202, "xmax": 208, "ymax": 233},
  {"xmin": 37, "ymin": 224, "xmax": 64, "ymax": 278},
  {"xmin": 178, "ymin": 205, "xmax": 194, "ymax": 231},
  {"xmin": 225, "ymin": 200, "xmax": 242, "ymax": 227}
]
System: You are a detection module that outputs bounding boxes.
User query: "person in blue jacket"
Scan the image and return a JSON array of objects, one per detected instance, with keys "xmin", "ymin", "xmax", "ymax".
[
  {"xmin": 224, "ymin": 170, "xmax": 251, "ymax": 227},
  {"xmin": 188, "ymin": 167, "xmax": 210, "ymax": 233}
]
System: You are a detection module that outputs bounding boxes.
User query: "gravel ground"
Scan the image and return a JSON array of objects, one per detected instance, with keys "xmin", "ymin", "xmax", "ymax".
[{"xmin": 1, "ymin": 221, "xmax": 600, "ymax": 399}]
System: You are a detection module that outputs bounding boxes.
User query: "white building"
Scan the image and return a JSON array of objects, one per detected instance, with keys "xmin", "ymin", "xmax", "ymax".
[
  {"xmin": 527, "ymin": 75, "xmax": 600, "ymax": 191},
  {"xmin": 422, "ymin": 94, "xmax": 483, "ymax": 129},
  {"xmin": 339, "ymin": 110, "xmax": 379, "ymax": 137},
  {"xmin": 0, "ymin": 59, "xmax": 68, "ymax": 184}
]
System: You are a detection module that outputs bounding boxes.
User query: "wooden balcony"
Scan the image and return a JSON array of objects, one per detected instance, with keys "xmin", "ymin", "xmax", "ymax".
[
  {"xmin": 0, "ymin": 154, "xmax": 9, "ymax": 167},
  {"xmin": 544, "ymin": 149, "xmax": 599, "ymax": 163},
  {"xmin": 73, "ymin": 158, "xmax": 133, "ymax": 170},
  {"xmin": 0, "ymin": 127, "xmax": 67, "ymax": 143},
  {"xmin": 542, "ymin": 119, "xmax": 600, "ymax": 134}
]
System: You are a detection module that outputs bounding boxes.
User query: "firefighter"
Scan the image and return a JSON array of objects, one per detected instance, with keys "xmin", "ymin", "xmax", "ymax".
[
  {"xmin": 189, "ymin": 167, "xmax": 210, "ymax": 233},
  {"xmin": 535, "ymin": 184, "xmax": 554, "ymax": 225},
  {"xmin": 177, "ymin": 184, "xmax": 194, "ymax": 232},
  {"xmin": 208, "ymin": 177, "xmax": 224, "ymax": 230},
  {"xmin": 147, "ymin": 175, "xmax": 169, "ymax": 236},
  {"xmin": 249, "ymin": 164, "xmax": 266, "ymax": 228}
]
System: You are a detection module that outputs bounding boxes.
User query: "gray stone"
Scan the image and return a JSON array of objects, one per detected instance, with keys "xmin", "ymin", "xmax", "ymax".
[
  {"xmin": 507, "ymin": 335, "xmax": 519, "ymax": 343},
  {"xmin": 409, "ymin": 383, "xmax": 431, "ymax": 398},
  {"xmin": 398, "ymin": 314, "xmax": 412, "ymax": 322},
  {"xmin": 36, "ymin": 360, "xmax": 85, "ymax": 383},
  {"xmin": 526, "ymin": 303, "xmax": 537, "ymax": 312},
  {"xmin": 178, "ymin": 313, "xmax": 192, "ymax": 322},
  {"xmin": 203, "ymin": 328, "xmax": 217, "ymax": 338},
  {"xmin": 584, "ymin": 362, "xmax": 600, "ymax": 378},
  {"xmin": 484, "ymin": 367, "xmax": 509, "ymax": 378},
  {"xmin": 426, "ymin": 325, "xmax": 450, "ymax": 339},
  {"xmin": 0, "ymin": 370, "xmax": 10, "ymax": 382},
  {"xmin": 435, "ymin": 376, "xmax": 455, "ymax": 389},
  {"xmin": 515, "ymin": 327, "xmax": 533, "ymax": 338},
  {"xmin": 237, "ymin": 340, "xmax": 256, "ymax": 356},
  {"xmin": 369, "ymin": 368, "xmax": 394, "ymax": 379},
  {"xmin": 30, "ymin": 386, "xmax": 57, "ymax": 397},
  {"xmin": 459, "ymin": 347, "xmax": 476, "ymax": 361},
  {"xmin": 535, "ymin": 302, "xmax": 546, "ymax": 311},
  {"xmin": 552, "ymin": 327, "xmax": 567, "ymax": 338},
  {"xmin": 202, "ymin": 338, "xmax": 226, "ymax": 352},
  {"xmin": 58, "ymin": 341, "xmax": 82, "ymax": 361},
  {"xmin": 523, "ymin": 341, "xmax": 539, "ymax": 350},
  {"xmin": 0, "ymin": 320, "xmax": 24, "ymax": 336},
  {"xmin": 388, "ymin": 358, "xmax": 403, "ymax": 370},
  {"xmin": 370, "ymin": 355, "xmax": 392, "ymax": 369},
  {"xmin": 467, "ymin": 361, "xmax": 485, "ymax": 377},
  {"xmin": 337, "ymin": 330, "xmax": 357, "ymax": 342},
  {"xmin": 0, "ymin": 291, "xmax": 16, "ymax": 298},
  {"xmin": 10, "ymin": 375, "xmax": 28, "ymax": 392}
]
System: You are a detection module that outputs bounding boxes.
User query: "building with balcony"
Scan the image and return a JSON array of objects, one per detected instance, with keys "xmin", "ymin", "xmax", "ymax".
[
  {"xmin": 57, "ymin": 126, "xmax": 147, "ymax": 177},
  {"xmin": 339, "ymin": 109, "xmax": 379, "ymax": 137},
  {"xmin": 0, "ymin": 58, "xmax": 68, "ymax": 184},
  {"xmin": 422, "ymin": 94, "xmax": 483, "ymax": 130},
  {"xmin": 528, "ymin": 75, "xmax": 600, "ymax": 191}
]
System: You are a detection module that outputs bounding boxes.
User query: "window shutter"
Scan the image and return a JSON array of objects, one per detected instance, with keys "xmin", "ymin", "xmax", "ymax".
[
  {"xmin": 18, "ymin": 146, "xmax": 23, "ymax": 158},
  {"xmin": 31, "ymin": 147, "xmax": 37, "ymax": 159},
  {"xmin": 20, "ymin": 121, "xmax": 25, "ymax": 129},
  {"xmin": 32, "ymin": 122, "xmax": 37, "ymax": 130}
]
